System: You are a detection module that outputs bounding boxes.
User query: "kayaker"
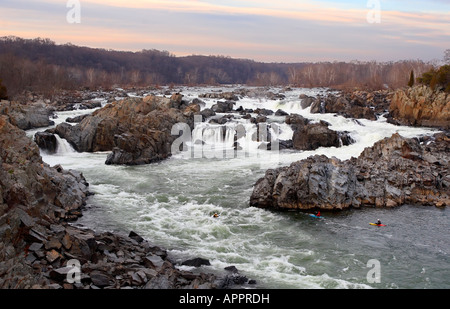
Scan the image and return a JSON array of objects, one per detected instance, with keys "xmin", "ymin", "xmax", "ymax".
[
  {"xmin": 376, "ymin": 219, "xmax": 382, "ymax": 225},
  {"xmin": 316, "ymin": 211, "xmax": 321, "ymax": 217}
]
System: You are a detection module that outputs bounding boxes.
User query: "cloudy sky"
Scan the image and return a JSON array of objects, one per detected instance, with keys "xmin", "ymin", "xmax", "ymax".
[{"xmin": 1, "ymin": 0, "xmax": 449, "ymax": 62}]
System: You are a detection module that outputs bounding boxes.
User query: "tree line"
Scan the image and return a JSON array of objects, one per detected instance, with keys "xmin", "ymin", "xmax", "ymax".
[{"xmin": 0, "ymin": 36, "xmax": 438, "ymax": 99}]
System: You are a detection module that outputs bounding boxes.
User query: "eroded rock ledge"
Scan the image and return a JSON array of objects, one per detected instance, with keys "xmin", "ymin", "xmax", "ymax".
[{"xmin": 250, "ymin": 132, "xmax": 449, "ymax": 210}]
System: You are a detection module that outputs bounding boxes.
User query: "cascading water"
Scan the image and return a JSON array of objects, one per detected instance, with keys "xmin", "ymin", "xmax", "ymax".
[
  {"xmin": 31, "ymin": 86, "xmax": 449, "ymax": 289},
  {"xmin": 55, "ymin": 134, "xmax": 75, "ymax": 154}
]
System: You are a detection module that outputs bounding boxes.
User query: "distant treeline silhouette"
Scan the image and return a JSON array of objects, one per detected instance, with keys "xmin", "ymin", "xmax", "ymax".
[{"xmin": 0, "ymin": 36, "xmax": 434, "ymax": 98}]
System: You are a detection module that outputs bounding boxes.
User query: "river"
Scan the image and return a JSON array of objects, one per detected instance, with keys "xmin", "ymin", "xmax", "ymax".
[{"xmin": 28, "ymin": 86, "xmax": 449, "ymax": 289}]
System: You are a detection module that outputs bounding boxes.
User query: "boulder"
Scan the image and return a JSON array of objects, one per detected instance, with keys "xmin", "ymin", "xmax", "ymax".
[
  {"xmin": 275, "ymin": 109, "xmax": 289, "ymax": 116},
  {"xmin": 34, "ymin": 132, "xmax": 58, "ymax": 153},
  {"xmin": 182, "ymin": 257, "xmax": 211, "ymax": 267},
  {"xmin": 200, "ymin": 108, "xmax": 216, "ymax": 120},
  {"xmin": 299, "ymin": 94, "xmax": 315, "ymax": 109},
  {"xmin": 286, "ymin": 114, "xmax": 354, "ymax": 151},
  {"xmin": 211, "ymin": 101, "xmax": 235, "ymax": 113},
  {"xmin": 292, "ymin": 121, "xmax": 343, "ymax": 150}
]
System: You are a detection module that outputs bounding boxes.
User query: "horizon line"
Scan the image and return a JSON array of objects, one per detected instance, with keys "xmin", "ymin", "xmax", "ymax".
[{"xmin": 0, "ymin": 35, "xmax": 441, "ymax": 66}]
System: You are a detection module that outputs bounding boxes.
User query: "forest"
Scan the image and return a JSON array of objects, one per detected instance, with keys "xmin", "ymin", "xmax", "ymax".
[{"xmin": 0, "ymin": 36, "xmax": 437, "ymax": 99}]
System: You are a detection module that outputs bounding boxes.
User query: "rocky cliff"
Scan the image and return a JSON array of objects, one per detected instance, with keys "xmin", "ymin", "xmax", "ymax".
[
  {"xmin": 250, "ymin": 132, "xmax": 449, "ymax": 210},
  {"xmin": 388, "ymin": 85, "xmax": 450, "ymax": 129}
]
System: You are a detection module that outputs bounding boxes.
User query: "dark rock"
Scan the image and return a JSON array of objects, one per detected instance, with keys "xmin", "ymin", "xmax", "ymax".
[
  {"xmin": 34, "ymin": 132, "xmax": 58, "ymax": 153},
  {"xmin": 287, "ymin": 115, "xmax": 354, "ymax": 151},
  {"xmin": 128, "ymin": 231, "xmax": 144, "ymax": 243},
  {"xmin": 224, "ymin": 265, "xmax": 239, "ymax": 273},
  {"xmin": 292, "ymin": 122, "xmax": 342, "ymax": 150},
  {"xmin": 285, "ymin": 113, "xmax": 309, "ymax": 128},
  {"xmin": 211, "ymin": 101, "xmax": 235, "ymax": 113},
  {"xmin": 66, "ymin": 114, "xmax": 89, "ymax": 123},
  {"xmin": 200, "ymin": 108, "xmax": 216, "ymax": 120},
  {"xmin": 49, "ymin": 266, "xmax": 74, "ymax": 281},
  {"xmin": 218, "ymin": 273, "xmax": 249, "ymax": 289},
  {"xmin": 251, "ymin": 115, "xmax": 267, "ymax": 124},
  {"xmin": 144, "ymin": 255, "xmax": 165, "ymax": 268},
  {"xmin": 192, "ymin": 98, "xmax": 206, "ymax": 107},
  {"xmin": 299, "ymin": 94, "xmax": 315, "ymax": 109},
  {"xmin": 182, "ymin": 257, "xmax": 211, "ymax": 267},
  {"xmin": 268, "ymin": 139, "xmax": 293, "ymax": 150},
  {"xmin": 45, "ymin": 237, "xmax": 62, "ymax": 250},
  {"xmin": 89, "ymin": 271, "xmax": 113, "ymax": 287},
  {"xmin": 254, "ymin": 108, "xmax": 274, "ymax": 116},
  {"xmin": 275, "ymin": 109, "xmax": 289, "ymax": 116}
]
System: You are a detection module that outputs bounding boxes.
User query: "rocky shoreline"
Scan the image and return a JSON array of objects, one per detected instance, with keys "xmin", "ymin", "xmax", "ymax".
[
  {"xmin": 0, "ymin": 108, "xmax": 252, "ymax": 289},
  {"xmin": 250, "ymin": 132, "xmax": 449, "ymax": 210},
  {"xmin": 1, "ymin": 84, "xmax": 448, "ymax": 289}
]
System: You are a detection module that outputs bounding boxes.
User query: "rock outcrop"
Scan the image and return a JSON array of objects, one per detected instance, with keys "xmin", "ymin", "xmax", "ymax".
[
  {"xmin": 310, "ymin": 90, "xmax": 391, "ymax": 120},
  {"xmin": 388, "ymin": 85, "xmax": 450, "ymax": 129},
  {"xmin": 199, "ymin": 91, "xmax": 239, "ymax": 101},
  {"xmin": 50, "ymin": 95, "xmax": 197, "ymax": 165},
  {"xmin": 0, "ymin": 115, "xmax": 89, "ymax": 287},
  {"xmin": 250, "ymin": 132, "xmax": 449, "ymax": 210},
  {"xmin": 0, "ymin": 100, "xmax": 54, "ymax": 130},
  {"xmin": 0, "ymin": 116, "xmax": 89, "ymax": 222},
  {"xmin": 286, "ymin": 114, "xmax": 354, "ymax": 150}
]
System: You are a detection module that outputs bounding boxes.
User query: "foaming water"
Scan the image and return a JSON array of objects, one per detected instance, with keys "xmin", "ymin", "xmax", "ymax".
[{"xmin": 31, "ymin": 86, "xmax": 449, "ymax": 289}]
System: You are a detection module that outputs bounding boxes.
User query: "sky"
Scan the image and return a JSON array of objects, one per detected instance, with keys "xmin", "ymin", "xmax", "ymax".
[{"xmin": 1, "ymin": 0, "xmax": 449, "ymax": 63}]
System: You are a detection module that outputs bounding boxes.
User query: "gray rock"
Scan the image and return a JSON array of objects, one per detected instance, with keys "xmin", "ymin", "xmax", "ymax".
[
  {"xmin": 182, "ymin": 257, "xmax": 211, "ymax": 267},
  {"xmin": 251, "ymin": 133, "xmax": 450, "ymax": 210},
  {"xmin": 89, "ymin": 271, "xmax": 114, "ymax": 287},
  {"xmin": 34, "ymin": 132, "xmax": 57, "ymax": 153}
]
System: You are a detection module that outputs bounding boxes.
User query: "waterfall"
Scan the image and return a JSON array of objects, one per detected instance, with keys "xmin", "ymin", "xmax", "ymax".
[{"xmin": 55, "ymin": 134, "xmax": 75, "ymax": 154}]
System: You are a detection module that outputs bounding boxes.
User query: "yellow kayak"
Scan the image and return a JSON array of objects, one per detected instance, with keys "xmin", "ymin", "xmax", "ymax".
[{"xmin": 370, "ymin": 223, "xmax": 386, "ymax": 227}]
